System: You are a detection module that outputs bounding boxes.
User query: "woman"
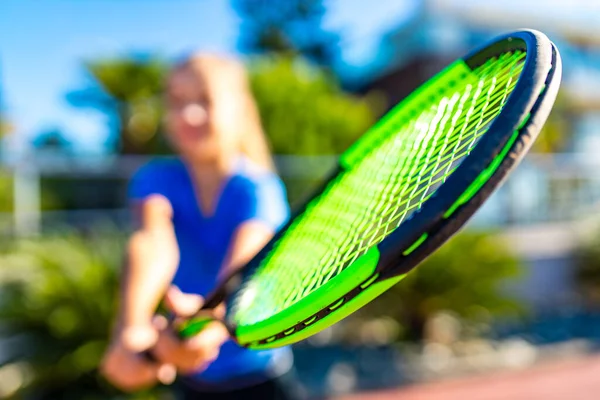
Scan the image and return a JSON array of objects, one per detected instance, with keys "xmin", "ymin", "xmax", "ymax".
[{"xmin": 101, "ymin": 53, "xmax": 303, "ymax": 399}]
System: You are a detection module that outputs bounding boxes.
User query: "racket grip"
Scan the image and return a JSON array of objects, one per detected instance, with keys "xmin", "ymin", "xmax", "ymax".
[
  {"xmin": 176, "ymin": 314, "xmax": 215, "ymax": 338},
  {"xmin": 137, "ymin": 313, "xmax": 216, "ymax": 363},
  {"xmin": 167, "ymin": 283, "xmax": 228, "ymax": 338},
  {"xmin": 137, "ymin": 284, "xmax": 226, "ymax": 362}
]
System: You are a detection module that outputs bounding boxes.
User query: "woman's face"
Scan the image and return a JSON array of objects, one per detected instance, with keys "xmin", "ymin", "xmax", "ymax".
[{"xmin": 165, "ymin": 66, "xmax": 238, "ymax": 163}]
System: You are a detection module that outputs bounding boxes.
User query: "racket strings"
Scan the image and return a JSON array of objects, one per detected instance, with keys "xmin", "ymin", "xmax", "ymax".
[
  {"xmin": 286, "ymin": 138, "xmax": 403, "ymax": 300},
  {"xmin": 232, "ymin": 50, "xmax": 527, "ymax": 326},
  {"xmin": 358, "ymin": 56, "xmax": 523, "ymax": 217}
]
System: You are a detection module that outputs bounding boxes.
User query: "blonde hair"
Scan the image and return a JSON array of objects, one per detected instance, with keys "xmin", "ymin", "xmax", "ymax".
[{"xmin": 170, "ymin": 53, "xmax": 276, "ymax": 171}]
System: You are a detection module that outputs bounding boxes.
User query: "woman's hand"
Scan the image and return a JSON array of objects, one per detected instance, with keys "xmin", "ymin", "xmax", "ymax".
[
  {"xmin": 100, "ymin": 325, "xmax": 176, "ymax": 392},
  {"xmin": 152, "ymin": 286, "xmax": 229, "ymax": 374}
]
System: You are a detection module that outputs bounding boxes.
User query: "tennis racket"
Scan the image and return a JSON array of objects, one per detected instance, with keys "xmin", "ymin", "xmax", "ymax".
[{"xmin": 152, "ymin": 29, "xmax": 562, "ymax": 351}]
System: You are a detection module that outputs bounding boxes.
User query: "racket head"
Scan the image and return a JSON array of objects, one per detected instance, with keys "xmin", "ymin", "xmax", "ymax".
[{"xmin": 192, "ymin": 29, "xmax": 562, "ymax": 349}]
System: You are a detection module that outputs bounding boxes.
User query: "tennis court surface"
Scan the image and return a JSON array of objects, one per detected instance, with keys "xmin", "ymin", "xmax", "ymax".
[{"xmin": 336, "ymin": 353, "xmax": 600, "ymax": 400}]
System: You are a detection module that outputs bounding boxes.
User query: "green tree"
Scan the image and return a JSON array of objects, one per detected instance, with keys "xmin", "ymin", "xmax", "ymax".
[
  {"xmin": 232, "ymin": 0, "xmax": 339, "ymax": 67},
  {"xmin": 345, "ymin": 230, "xmax": 526, "ymax": 343},
  {"xmin": 0, "ymin": 228, "xmax": 171, "ymax": 399},
  {"xmin": 248, "ymin": 55, "xmax": 383, "ymax": 202},
  {"xmin": 249, "ymin": 56, "xmax": 381, "ymax": 155},
  {"xmin": 67, "ymin": 55, "xmax": 169, "ymax": 155}
]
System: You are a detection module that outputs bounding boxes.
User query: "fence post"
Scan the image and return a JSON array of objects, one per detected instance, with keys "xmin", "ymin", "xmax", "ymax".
[{"xmin": 13, "ymin": 159, "xmax": 41, "ymax": 237}]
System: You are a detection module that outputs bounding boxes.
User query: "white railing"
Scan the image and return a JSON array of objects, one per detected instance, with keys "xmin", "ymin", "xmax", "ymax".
[{"xmin": 1, "ymin": 152, "xmax": 599, "ymax": 236}]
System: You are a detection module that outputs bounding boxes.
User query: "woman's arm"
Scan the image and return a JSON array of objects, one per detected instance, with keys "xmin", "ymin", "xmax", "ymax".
[
  {"xmin": 218, "ymin": 173, "xmax": 289, "ymax": 279},
  {"xmin": 116, "ymin": 194, "xmax": 180, "ymax": 333},
  {"xmin": 101, "ymin": 194, "xmax": 181, "ymax": 392},
  {"xmin": 219, "ymin": 220, "xmax": 275, "ymax": 279}
]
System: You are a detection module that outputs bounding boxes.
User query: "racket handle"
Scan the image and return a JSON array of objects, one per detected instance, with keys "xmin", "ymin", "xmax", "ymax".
[
  {"xmin": 176, "ymin": 313, "xmax": 215, "ymax": 338},
  {"xmin": 169, "ymin": 280, "xmax": 231, "ymax": 338},
  {"xmin": 136, "ymin": 313, "xmax": 216, "ymax": 363},
  {"xmin": 195, "ymin": 268, "xmax": 240, "ymax": 310},
  {"xmin": 136, "ymin": 276, "xmax": 234, "ymax": 362}
]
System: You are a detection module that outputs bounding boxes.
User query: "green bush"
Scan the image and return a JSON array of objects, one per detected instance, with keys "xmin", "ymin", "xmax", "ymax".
[
  {"xmin": 68, "ymin": 56, "xmax": 170, "ymax": 155},
  {"xmin": 0, "ymin": 227, "xmax": 171, "ymax": 399},
  {"xmin": 343, "ymin": 230, "xmax": 526, "ymax": 343},
  {"xmin": 248, "ymin": 55, "xmax": 383, "ymax": 203},
  {"xmin": 249, "ymin": 55, "xmax": 382, "ymax": 156}
]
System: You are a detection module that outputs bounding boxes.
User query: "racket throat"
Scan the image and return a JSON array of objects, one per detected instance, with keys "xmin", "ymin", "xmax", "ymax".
[{"xmin": 202, "ymin": 271, "xmax": 243, "ymax": 309}]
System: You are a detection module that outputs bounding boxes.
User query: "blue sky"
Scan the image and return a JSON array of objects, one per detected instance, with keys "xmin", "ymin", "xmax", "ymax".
[{"xmin": 0, "ymin": 0, "xmax": 417, "ymax": 154}]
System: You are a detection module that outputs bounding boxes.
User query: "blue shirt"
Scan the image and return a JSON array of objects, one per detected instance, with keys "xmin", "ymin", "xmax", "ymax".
[{"xmin": 128, "ymin": 155, "xmax": 293, "ymax": 389}]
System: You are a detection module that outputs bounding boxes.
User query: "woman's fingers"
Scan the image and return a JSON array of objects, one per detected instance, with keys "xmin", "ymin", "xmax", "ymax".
[
  {"xmin": 163, "ymin": 285, "xmax": 204, "ymax": 318},
  {"xmin": 119, "ymin": 324, "xmax": 159, "ymax": 352},
  {"xmin": 152, "ymin": 317, "xmax": 229, "ymax": 374},
  {"xmin": 156, "ymin": 363, "xmax": 177, "ymax": 385},
  {"xmin": 100, "ymin": 331, "xmax": 176, "ymax": 392}
]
